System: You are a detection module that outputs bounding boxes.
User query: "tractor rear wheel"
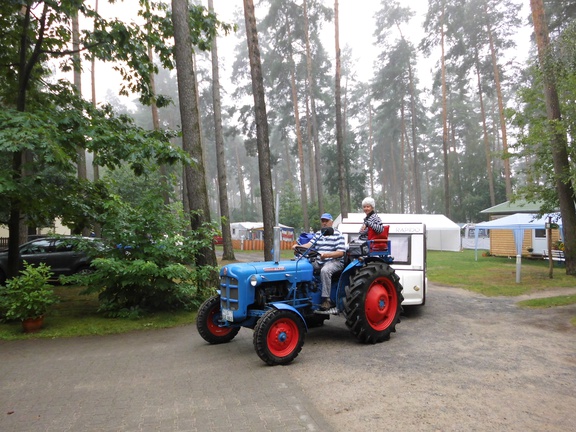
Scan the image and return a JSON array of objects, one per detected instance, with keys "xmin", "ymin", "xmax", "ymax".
[
  {"xmin": 343, "ymin": 262, "xmax": 403, "ymax": 344},
  {"xmin": 196, "ymin": 295, "xmax": 239, "ymax": 344},
  {"xmin": 254, "ymin": 309, "xmax": 305, "ymax": 365}
]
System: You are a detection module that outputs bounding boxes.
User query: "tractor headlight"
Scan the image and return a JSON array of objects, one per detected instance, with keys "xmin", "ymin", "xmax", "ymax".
[{"xmin": 250, "ymin": 275, "xmax": 258, "ymax": 287}]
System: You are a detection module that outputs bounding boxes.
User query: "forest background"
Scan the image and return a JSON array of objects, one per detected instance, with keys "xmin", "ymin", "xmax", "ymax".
[{"xmin": 81, "ymin": 0, "xmax": 571, "ymax": 230}]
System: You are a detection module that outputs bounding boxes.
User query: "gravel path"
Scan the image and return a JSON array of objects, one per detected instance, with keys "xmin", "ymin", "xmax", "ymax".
[
  {"xmin": 284, "ymin": 284, "xmax": 576, "ymax": 431},
  {"xmin": 218, "ymin": 249, "xmax": 576, "ymax": 430}
]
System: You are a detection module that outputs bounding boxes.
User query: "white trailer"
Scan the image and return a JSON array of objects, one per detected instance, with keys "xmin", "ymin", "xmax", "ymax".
[{"xmin": 338, "ymin": 221, "xmax": 427, "ymax": 306}]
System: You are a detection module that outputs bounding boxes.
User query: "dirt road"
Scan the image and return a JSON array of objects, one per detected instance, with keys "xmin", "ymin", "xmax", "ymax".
[
  {"xmin": 285, "ymin": 284, "xmax": 576, "ymax": 431},
  {"xmin": 216, "ymin": 250, "xmax": 576, "ymax": 431}
]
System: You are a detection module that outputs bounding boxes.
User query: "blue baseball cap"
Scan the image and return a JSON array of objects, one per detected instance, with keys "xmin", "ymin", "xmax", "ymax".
[{"xmin": 320, "ymin": 213, "xmax": 333, "ymax": 221}]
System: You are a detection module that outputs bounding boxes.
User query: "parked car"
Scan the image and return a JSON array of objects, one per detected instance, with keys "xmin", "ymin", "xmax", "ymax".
[{"xmin": 0, "ymin": 236, "xmax": 100, "ymax": 285}]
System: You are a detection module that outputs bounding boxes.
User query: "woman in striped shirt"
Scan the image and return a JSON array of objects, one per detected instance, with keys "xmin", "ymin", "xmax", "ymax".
[{"xmin": 359, "ymin": 197, "xmax": 384, "ymax": 239}]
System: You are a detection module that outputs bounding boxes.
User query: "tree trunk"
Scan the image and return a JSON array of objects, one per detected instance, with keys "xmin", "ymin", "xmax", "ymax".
[
  {"xmin": 234, "ymin": 144, "xmax": 247, "ymax": 221},
  {"xmin": 171, "ymin": 0, "xmax": 217, "ymax": 271},
  {"xmin": 72, "ymin": 11, "xmax": 87, "ymax": 184},
  {"xmin": 208, "ymin": 0, "xmax": 235, "ymax": 261},
  {"xmin": 368, "ymin": 103, "xmax": 374, "ymax": 197},
  {"xmin": 334, "ymin": 0, "xmax": 348, "ymax": 219},
  {"xmin": 400, "ymin": 104, "xmax": 406, "ymax": 212},
  {"xmin": 474, "ymin": 45, "xmax": 496, "ymax": 207},
  {"xmin": 72, "ymin": 9, "xmax": 90, "ymax": 236},
  {"xmin": 440, "ymin": 4, "xmax": 450, "ymax": 218},
  {"xmin": 303, "ymin": 0, "xmax": 324, "ymax": 214},
  {"xmin": 147, "ymin": 44, "xmax": 171, "ymax": 206},
  {"xmin": 530, "ymin": 0, "xmax": 576, "ymax": 275},
  {"xmin": 243, "ymin": 0, "xmax": 275, "ymax": 261},
  {"xmin": 407, "ymin": 59, "xmax": 422, "ymax": 213},
  {"xmin": 7, "ymin": 4, "xmax": 43, "ymax": 279},
  {"xmin": 305, "ymin": 93, "xmax": 317, "ymax": 205},
  {"xmin": 483, "ymin": 0, "xmax": 512, "ymax": 199}
]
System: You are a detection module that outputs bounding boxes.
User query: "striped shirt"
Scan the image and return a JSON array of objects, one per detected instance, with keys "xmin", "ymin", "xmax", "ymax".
[
  {"xmin": 360, "ymin": 212, "xmax": 384, "ymax": 237},
  {"xmin": 311, "ymin": 229, "xmax": 346, "ymax": 264}
]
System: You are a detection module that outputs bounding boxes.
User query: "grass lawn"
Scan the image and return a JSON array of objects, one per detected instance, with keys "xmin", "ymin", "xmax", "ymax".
[
  {"xmin": 427, "ymin": 249, "xmax": 576, "ymax": 296},
  {"xmin": 1, "ymin": 248, "xmax": 575, "ymax": 340},
  {"xmin": 0, "ymin": 285, "xmax": 197, "ymax": 340}
]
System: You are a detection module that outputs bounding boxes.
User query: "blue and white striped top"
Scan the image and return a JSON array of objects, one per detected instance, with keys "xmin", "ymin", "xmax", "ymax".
[
  {"xmin": 311, "ymin": 229, "xmax": 346, "ymax": 264},
  {"xmin": 359, "ymin": 212, "xmax": 384, "ymax": 237}
]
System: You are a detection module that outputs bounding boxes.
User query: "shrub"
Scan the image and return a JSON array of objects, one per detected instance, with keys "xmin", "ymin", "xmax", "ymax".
[
  {"xmin": 0, "ymin": 262, "xmax": 58, "ymax": 321},
  {"xmin": 61, "ymin": 199, "xmax": 218, "ymax": 317}
]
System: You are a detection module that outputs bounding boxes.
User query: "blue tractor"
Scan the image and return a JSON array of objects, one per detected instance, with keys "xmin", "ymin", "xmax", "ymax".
[{"xmin": 196, "ymin": 227, "xmax": 404, "ymax": 365}]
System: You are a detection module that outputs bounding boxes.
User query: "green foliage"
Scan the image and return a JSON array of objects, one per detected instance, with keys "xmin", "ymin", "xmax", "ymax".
[
  {"xmin": 279, "ymin": 181, "xmax": 303, "ymax": 232},
  {"xmin": 0, "ymin": 84, "xmax": 186, "ymax": 229},
  {"xmin": 510, "ymin": 20, "xmax": 576, "ymax": 211},
  {"xmin": 0, "ymin": 262, "xmax": 58, "ymax": 321},
  {"xmin": 61, "ymin": 193, "xmax": 218, "ymax": 317}
]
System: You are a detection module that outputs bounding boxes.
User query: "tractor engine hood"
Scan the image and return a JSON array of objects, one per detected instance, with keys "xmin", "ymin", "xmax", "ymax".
[{"xmin": 220, "ymin": 259, "xmax": 314, "ymax": 286}]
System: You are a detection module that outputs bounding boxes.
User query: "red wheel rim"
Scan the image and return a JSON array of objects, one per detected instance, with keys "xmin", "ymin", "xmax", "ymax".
[
  {"xmin": 266, "ymin": 318, "xmax": 299, "ymax": 357},
  {"xmin": 364, "ymin": 277, "xmax": 398, "ymax": 331},
  {"xmin": 207, "ymin": 306, "xmax": 234, "ymax": 336}
]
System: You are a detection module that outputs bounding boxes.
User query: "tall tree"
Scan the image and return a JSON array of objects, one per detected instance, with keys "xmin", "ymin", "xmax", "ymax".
[
  {"xmin": 303, "ymin": 0, "xmax": 326, "ymax": 215},
  {"xmin": 373, "ymin": 0, "xmax": 423, "ymax": 213},
  {"xmin": 440, "ymin": 1, "xmax": 450, "ymax": 218},
  {"xmin": 482, "ymin": 0, "xmax": 513, "ymax": 199},
  {"xmin": 243, "ymin": 0, "xmax": 275, "ymax": 260},
  {"xmin": 71, "ymin": 9, "xmax": 87, "ymax": 189},
  {"xmin": 529, "ymin": 0, "xmax": 576, "ymax": 275},
  {"xmin": 1, "ymin": 0, "xmax": 203, "ymax": 280},
  {"xmin": 334, "ymin": 0, "xmax": 348, "ymax": 218},
  {"xmin": 286, "ymin": 16, "xmax": 310, "ymax": 232},
  {"xmin": 171, "ymin": 0, "xmax": 217, "ymax": 269},
  {"xmin": 208, "ymin": 0, "xmax": 235, "ymax": 261}
]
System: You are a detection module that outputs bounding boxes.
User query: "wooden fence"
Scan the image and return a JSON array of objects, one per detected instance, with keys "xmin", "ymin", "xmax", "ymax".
[{"xmin": 231, "ymin": 239, "xmax": 294, "ymax": 251}]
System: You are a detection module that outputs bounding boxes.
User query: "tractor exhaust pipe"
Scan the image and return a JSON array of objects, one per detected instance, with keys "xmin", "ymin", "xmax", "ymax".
[{"xmin": 273, "ymin": 226, "xmax": 281, "ymax": 263}]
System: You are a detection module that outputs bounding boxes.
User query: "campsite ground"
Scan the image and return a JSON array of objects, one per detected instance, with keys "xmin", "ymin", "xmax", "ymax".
[
  {"xmin": 222, "ymin": 249, "xmax": 576, "ymax": 431},
  {"xmin": 287, "ymin": 283, "xmax": 576, "ymax": 431}
]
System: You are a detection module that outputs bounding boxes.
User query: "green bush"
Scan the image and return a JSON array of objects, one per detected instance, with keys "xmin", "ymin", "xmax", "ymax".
[
  {"xmin": 0, "ymin": 262, "xmax": 58, "ymax": 321},
  {"xmin": 61, "ymin": 198, "xmax": 218, "ymax": 318}
]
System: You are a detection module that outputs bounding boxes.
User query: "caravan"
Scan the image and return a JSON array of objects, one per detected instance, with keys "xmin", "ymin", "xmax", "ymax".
[{"xmin": 338, "ymin": 219, "xmax": 427, "ymax": 307}]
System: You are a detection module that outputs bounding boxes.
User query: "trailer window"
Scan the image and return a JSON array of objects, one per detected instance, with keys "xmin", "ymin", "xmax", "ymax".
[{"xmin": 389, "ymin": 235, "xmax": 410, "ymax": 264}]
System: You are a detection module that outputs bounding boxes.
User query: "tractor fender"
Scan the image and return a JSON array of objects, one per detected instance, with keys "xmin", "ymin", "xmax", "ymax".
[{"xmin": 268, "ymin": 302, "xmax": 308, "ymax": 332}]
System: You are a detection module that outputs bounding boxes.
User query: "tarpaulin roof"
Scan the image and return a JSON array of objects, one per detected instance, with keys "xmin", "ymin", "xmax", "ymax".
[{"xmin": 473, "ymin": 213, "xmax": 563, "ymax": 282}]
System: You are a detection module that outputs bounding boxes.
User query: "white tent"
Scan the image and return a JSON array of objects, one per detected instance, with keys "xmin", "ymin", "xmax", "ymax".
[
  {"xmin": 336, "ymin": 213, "xmax": 461, "ymax": 252},
  {"xmin": 230, "ymin": 222, "xmax": 294, "ymax": 241},
  {"xmin": 473, "ymin": 213, "xmax": 563, "ymax": 282}
]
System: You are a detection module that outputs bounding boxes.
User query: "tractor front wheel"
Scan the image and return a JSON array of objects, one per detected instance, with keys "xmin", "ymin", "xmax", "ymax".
[
  {"xmin": 254, "ymin": 309, "xmax": 305, "ymax": 365},
  {"xmin": 343, "ymin": 262, "xmax": 403, "ymax": 344},
  {"xmin": 196, "ymin": 295, "xmax": 239, "ymax": 344}
]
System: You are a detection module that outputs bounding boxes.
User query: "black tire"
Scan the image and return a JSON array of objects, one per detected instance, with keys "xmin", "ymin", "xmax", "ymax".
[
  {"xmin": 196, "ymin": 295, "xmax": 240, "ymax": 344},
  {"xmin": 343, "ymin": 261, "xmax": 404, "ymax": 344},
  {"xmin": 253, "ymin": 308, "xmax": 305, "ymax": 366}
]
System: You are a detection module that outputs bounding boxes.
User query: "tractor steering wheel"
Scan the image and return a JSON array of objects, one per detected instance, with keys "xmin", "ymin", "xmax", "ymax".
[{"xmin": 294, "ymin": 245, "xmax": 320, "ymax": 259}]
